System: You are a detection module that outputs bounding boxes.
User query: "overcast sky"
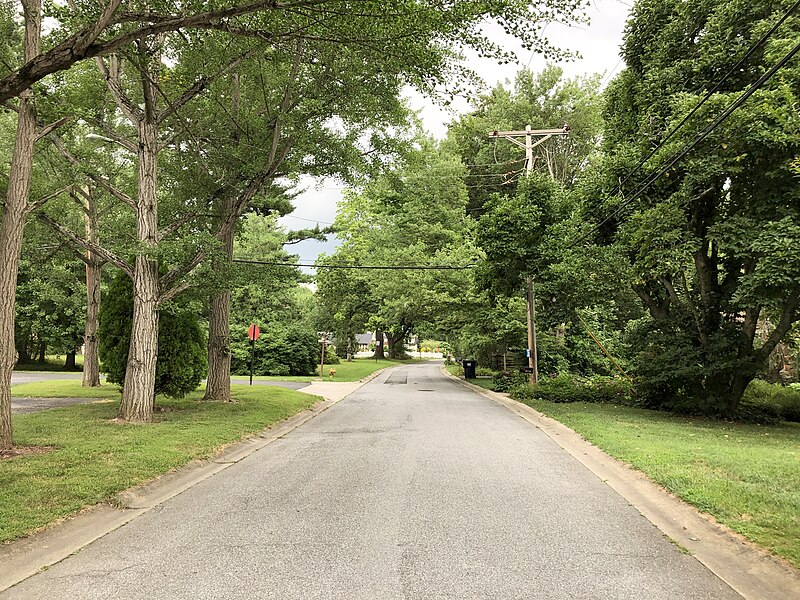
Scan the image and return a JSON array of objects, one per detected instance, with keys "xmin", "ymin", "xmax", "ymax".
[{"xmin": 279, "ymin": 0, "xmax": 633, "ymax": 266}]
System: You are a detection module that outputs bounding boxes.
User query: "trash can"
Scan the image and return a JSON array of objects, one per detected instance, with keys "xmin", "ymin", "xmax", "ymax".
[{"xmin": 463, "ymin": 359, "xmax": 477, "ymax": 379}]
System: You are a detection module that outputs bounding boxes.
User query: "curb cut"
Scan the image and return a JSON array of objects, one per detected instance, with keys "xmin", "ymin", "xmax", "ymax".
[
  {"xmin": 0, "ymin": 365, "xmax": 402, "ymax": 594},
  {"xmin": 441, "ymin": 366, "xmax": 800, "ymax": 600}
]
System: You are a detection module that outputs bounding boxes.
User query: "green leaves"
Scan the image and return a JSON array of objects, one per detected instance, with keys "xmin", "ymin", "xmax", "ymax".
[
  {"xmin": 475, "ymin": 172, "xmax": 559, "ymax": 295},
  {"xmin": 593, "ymin": 0, "xmax": 800, "ymax": 413}
]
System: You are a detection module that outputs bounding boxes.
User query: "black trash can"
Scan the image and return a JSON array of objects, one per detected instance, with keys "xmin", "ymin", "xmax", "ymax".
[{"xmin": 463, "ymin": 359, "xmax": 477, "ymax": 379}]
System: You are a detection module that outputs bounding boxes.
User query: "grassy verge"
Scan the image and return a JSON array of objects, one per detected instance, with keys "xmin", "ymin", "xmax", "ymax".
[
  {"xmin": 0, "ymin": 385, "xmax": 318, "ymax": 543},
  {"xmin": 522, "ymin": 399, "xmax": 800, "ymax": 569},
  {"xmin": 445, "ymin": 364, "xmax": 499, "ymax": 390},
  {"xmin": 467, "ymin": 378, "xmax": 497, "ymax": 391},
  {"xmin": 232, "ymin": 357, "xmax": 417, "ymax": 383},
  {"xmin": 445, "ymin": 364, "xmax": 463, "ymax": 377},
  {"xmin": 12, "ymin": 380, "xmax": 121, "ymax": 398},
  {"xmin": 15, "ymin": 354, "xmax": 85, "ymax": 371}
]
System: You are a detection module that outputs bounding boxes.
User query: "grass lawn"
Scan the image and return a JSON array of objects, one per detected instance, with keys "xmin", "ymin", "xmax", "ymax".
[
  {"xmin": 468, "ymin": 378, "xmax": 497, "ymax": 391},
  {"xmin": 445, "ymin": 364, "xmax": 498, "ymax": 390},
  {"xmin": 10, "ymin": 358, "xmax": 409, "ymax": 398},
  {"xmin": 523, "ymin": 399, "xmax": 800, "ymax": 569},
  {"xmin": 14, "ymin": 354, "xmax": 83, "ymax": 372},
  {"xmin": 12, "ymin": 380, "xmax": 121, "ymax": 398},
  {"xmin": 233, "ymin": 357, "xmax": 417, "ymax": 383},
  {"xmin": 0, "ymin": 385, "xmax": 318, "ymax": 543}
]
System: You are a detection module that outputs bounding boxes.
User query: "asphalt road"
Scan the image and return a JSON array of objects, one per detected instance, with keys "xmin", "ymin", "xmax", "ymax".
[
  {"xmin": 9, "ymin": 371, "xmax": 86, "ymax": 385},
  {"xmin": 4, "ymin": 362, "xmax": 739, "ymax": 599}
]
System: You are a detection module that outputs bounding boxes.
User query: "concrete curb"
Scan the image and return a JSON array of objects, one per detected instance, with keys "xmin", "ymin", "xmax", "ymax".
[
  {"xmin": 0, "ymin": 365, "xmax": 397, "ymax": 593},
  {"xmin": 441, "ymin": 367, "xmax": 800, "ymax": 600}
]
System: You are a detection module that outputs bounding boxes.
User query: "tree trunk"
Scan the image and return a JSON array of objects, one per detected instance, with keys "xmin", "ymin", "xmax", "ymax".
[
  {"xmin": 65, "ymin": 350, "xmax": 76, "ymax": 370},
  {"xmin": 387, "ymin": 332, "xmax": 404, "ymax": 359},
  {"xmin": 15, "ymin": 332, "xmax": 31, "ymax": 364},
  {"xmin": 82, "ymin": 187, "xmax": 101, "ymax": 387},
  {"xmin": 204, "ymin": 220, "xmax": 233, "ymax": 402},
  {"xmin": 372, "ymin": 329, "xmax": 385, "ymax": 359},
  {"xmin": 0, "ymin": 0, "xmax": 40, "ymax": 450},
  {"xmin": 204, "ymin": 75, "xmax": 240, "ymax": 402},
  {"xmin": 726, "ymin": 372, "xmax": 755, "ymax": 416},
  {"xmin": 118, "ymin": 114, "xmax": 159, "ymax": 422},
  {"xmin": 37, "ymin": 340, "xmax": 45, "ymax": 363},
  {"xmin": 82, "ymin": 258, "xmax": 101, "ymax": 386}
]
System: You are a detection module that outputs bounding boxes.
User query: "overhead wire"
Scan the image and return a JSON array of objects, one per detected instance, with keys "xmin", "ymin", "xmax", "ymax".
[
  {"xmin": 606, "ymin": 0, "xmax": 800, "ymax": 198},
  {"xmin": 567, "ymin": 0, "xmax": 800, "ymax": 248},
  {"xmin": 233, "ymin": 258, "xmax": 477, "ymax": 270}
]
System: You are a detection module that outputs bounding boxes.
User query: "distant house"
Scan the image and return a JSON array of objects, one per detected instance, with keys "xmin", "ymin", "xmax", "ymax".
[
  {"xmin": 355, "ymin": 332, "xmax": 421, "ymax": 354},
  {"xmin": 356, "ymin": 333, "xmax": 374, "ymax": 352}
]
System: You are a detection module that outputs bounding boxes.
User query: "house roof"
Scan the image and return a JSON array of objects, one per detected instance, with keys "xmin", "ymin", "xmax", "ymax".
[{"xmin": 356, "ymin": 333, "xmax": 373, "ymax": 345}]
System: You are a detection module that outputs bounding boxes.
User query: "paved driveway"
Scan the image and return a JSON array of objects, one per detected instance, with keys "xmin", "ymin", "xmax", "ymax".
[{"xmin": 3, "ymin": 362, "xmax": 739, "ymax": 599}]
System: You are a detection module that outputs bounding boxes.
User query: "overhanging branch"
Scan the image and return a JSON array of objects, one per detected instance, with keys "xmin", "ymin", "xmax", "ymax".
[{"xmin": 36, "ymin": 212, "xmax": 133, "ymax": 277}]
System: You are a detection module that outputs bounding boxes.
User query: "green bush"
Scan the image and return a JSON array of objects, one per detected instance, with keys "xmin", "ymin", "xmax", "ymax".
[
  {"xmin": 323, "ymin": 345, "xmax": 340, "ymax": 365},
  {"xmin": 492, "ymin": 371, "xmax": 527, "ymax": 393},
  {"xmin": 737, "ymin": 380, "xmax": 800, "ymax": 423},
  {"xmin": 509, "ymin": 374, "xmax": 637, "ymax": 405},
  {"xmin": 98, "ymin": 271, "xmax": 207, "ymax": 399},
  {"xmin": 231, "ymin": 322, "xmax": 319, "ymax": 376}
]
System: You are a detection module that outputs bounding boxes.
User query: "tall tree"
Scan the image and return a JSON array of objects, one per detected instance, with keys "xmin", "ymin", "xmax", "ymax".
[
  {"xmin": 0, "ymin": 0, "xmax": 585, "ymax": 445},
  {"xmin": 319, "ymin": 139, "xmax": 475, "ymax": 357},
  {"xmin": 0, "ymin": 0, "xmax": 40, "ymax": 451},
  {"xmin": 590, "ymin": 0, "xmax": 800, "ymax": 414},
  {"xmin": 0, "ymin": 1, "xmax": 583, "ymax": 103}
]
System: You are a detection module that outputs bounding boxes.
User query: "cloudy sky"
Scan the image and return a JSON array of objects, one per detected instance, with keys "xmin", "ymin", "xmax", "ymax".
[{"xmin": 279, "ymin": 0, "xmax": 633, "ymax": 266}]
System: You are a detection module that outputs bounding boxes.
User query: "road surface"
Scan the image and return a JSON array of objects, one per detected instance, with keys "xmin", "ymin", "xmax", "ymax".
[{"xmin": 3, "ymin": 362, "xmax": 738, "ymax": 599}]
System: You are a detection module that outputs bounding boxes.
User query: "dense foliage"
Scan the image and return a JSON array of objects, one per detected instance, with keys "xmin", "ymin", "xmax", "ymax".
[
  {"xmin": 587, "ymin": 0, "xmax": 800, "ymax": 415},
  {"xmin": 98, "ymin": 272, "xmax": 206, "ymax": 399}
]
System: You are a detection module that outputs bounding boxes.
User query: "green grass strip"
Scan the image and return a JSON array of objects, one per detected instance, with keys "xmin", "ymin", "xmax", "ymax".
[
  {"xmin": 11, "ymin": 381, "xmax": 121, "ymax": 398},
  {"xmin": 523, "ymin": 399, "xmax": 800, "ymax": 569},
  {"xmin": 1, "ymin": 385, "xmax": 318, "ymax": 543},
  {"xmin": 234, "ymin": 357, "xmax": 420, "ymax": 382}
]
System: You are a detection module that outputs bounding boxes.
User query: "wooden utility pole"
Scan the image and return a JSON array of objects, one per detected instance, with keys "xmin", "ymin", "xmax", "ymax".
[{"xmin": 489, "ymin": 124, "xmax": 569, "ymax": 385}]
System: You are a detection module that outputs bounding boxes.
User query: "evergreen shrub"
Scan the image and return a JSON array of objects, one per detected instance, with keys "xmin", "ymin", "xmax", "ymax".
[{"xmin": 98, "ymin": 271, "xmax": 207, "ymax": 398}]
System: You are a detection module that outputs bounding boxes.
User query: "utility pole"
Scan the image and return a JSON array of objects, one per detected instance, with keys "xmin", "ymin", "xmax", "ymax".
[{"xmin": 489, "ymin": 124, "xmax": 569, "ymax": 384}]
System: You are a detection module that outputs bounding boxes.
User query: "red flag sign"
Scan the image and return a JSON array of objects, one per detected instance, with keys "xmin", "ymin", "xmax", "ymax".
[{"xmin": 248, "ymin": 324, "xmax": 260, "ymax": 341}]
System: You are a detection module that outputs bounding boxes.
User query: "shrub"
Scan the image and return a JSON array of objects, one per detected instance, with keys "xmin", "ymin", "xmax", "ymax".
[
  {"xmin": 509, "ymin": 374, "xmax": 637, "ymax": 405},
  {"xmin": 737, "ymin": 380, "xmax": 800, "ymax": 423},
  {"xmin": 99, "ymin": 271, "xmax": 207, "ymax": 399},
  {"xmin": 586, "ymin": 376, "xmax": 638, "ymax": 406},
  {"xmin": 323, "ymin": 345, "xmax": 340, "ymax": 365},
  {"xmin": 231, "ymin": 322, "xmax": 319, "ymax": 376},
  {"xmin": 492, "ymin": 371, "xmax": 527, "ymax": 393}
]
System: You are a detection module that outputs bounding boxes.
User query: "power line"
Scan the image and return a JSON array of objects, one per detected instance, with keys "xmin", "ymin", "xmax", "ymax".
[
  {"xmin": 569, "ymin": 36, "xmax": 800, "ymax": 248},
  {"xmin": 232, "ymin": 258, "xmax": 476, "ymax": 270},
  {"xmin": 582, "ymin": 0, "xmax": 800, "ymax": 233},
  {"xmin": 282, "ymin": 214, "xmax": 335, "ymax": 225}
]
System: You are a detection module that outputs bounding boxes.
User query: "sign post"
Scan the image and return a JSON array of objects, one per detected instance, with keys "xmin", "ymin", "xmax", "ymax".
[{"xmin": 248, "ymin": 323, "xmax": 260, "ymax": 385}]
